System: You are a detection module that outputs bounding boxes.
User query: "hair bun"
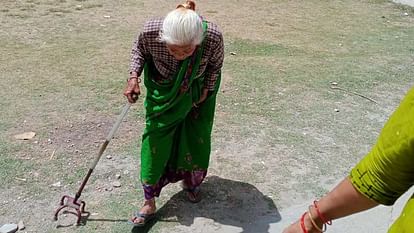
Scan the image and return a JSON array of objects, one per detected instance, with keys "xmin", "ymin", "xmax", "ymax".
[{"xmin": 177, "ymin": 0, "xmax": 196, "ymax": 10}]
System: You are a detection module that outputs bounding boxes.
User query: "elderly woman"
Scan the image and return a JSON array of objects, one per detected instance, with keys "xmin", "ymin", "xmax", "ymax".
[{"xmin": 124, "ymin": 1, "xmax": 224, "ymax": 226}]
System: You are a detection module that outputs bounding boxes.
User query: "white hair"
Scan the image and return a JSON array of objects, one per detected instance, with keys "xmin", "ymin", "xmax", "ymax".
[{"xmin": 160, "ymin": 8, "xmax": 203, "ymax": 46}]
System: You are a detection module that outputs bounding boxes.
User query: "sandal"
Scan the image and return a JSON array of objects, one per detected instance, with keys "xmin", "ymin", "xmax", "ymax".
[
  {"xmin": 183, "ymin": 186, "xmax": 202, "ymax": 203},
  {"xmin": 128, "ymin": 211, "xmax": 156, "ymax": 227}
]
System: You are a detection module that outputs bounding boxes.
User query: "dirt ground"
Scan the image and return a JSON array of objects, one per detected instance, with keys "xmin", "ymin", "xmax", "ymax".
[{"xmin": 0, "ymin": 0, "xmax": 413, "ymax": 233}]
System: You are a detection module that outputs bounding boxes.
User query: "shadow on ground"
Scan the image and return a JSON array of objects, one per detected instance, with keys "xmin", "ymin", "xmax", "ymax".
[{"xmin": 132, "ymin": 175, "xmax": 281, "ymax": 233}]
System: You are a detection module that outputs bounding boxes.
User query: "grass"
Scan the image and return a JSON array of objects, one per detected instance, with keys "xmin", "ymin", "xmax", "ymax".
[{"xmin": 0, "ymin": 142, "xmax": 34, "ymax": 187}]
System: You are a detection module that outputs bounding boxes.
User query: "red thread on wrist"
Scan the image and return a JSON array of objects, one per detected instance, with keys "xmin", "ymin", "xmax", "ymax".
[
  {"xmin": 313, "ymin": 200, "xmax": 332, "ymax": 225},
  {"xmin": 300, "ymin": 212, "xmax": 309, "ymax": 233}
]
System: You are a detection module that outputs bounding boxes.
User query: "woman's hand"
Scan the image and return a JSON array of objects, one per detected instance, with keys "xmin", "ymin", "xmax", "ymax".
[
  {"xmin": 282, "ymin": 221, "xmax": 305, "ymax": 233},
  {"xmin": 124, "ymin": 77, "xmax": 141, "ymax": 103},
  {"xmin": 194, "ymin": 88, "xmax": 209, "ymax": 107},
  {"xmin": 283, "ymin": 217, "xmax": 319, "ymax": 233}
]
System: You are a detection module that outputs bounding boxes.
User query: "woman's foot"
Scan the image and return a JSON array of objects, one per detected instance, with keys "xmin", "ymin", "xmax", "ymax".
[
  {"xmin": 181, "ymin": 181, "xmax": 202, "ymax": 203},
  {"xmin": 186, "ymin": 187, "xmax": 201, "ymax": 203},
  {"xmin": 130, "ymin": 199, "xmax": 156, "ymax": 226}
]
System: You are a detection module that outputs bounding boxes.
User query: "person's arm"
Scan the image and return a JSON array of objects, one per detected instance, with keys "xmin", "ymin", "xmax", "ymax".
[
  {"xmin": 203, "ymin": 31, "xmax": 223, "ymax": 91},
  {"xmin": 317, "ymin": 178, "xmax": 379, "ymax": 219},
  {"xmin": 196, "ymin": 27, "xmax": 224, "ymax": 105},
  {"xmin": 124, "ymin": 31, "xmax": 148, "ymax": 103},
  {"xmin": 283, "ymin": 178, "xmax": 378, "ymax": 233}
]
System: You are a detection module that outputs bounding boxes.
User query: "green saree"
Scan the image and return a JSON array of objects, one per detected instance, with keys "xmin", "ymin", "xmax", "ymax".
[
  {"xmin": 350, "ymin": 86, "xmax": 414, "ymax": 232},
  {"xmin": 139, "ymin": 22, "xmax": 221, "ymax": 198}
]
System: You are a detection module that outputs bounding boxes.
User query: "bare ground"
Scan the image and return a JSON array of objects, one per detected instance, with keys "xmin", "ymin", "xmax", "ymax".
[{"xmin": 0, "ymin": 0, "xmax": 413, "ymax": 232}]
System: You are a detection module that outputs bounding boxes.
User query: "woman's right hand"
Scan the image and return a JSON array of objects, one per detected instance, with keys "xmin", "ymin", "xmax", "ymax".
[{"xmin": 124, "ymin": 77, "xmax": 141, "ymax": 103}]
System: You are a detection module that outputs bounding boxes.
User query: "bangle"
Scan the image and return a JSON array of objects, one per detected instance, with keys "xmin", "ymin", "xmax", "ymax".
[
  {"xmin": 308, "ymin": 207, "xmax": 326, "ymax": 232},
  {"xmin": 127, "ymin": 76, "xmax": 141, "ymax": 83},
  {"xmin": 300, "ymin": 212, "xmax": 309, "ymax": 233},
  {"xmin": 313, "ymin": 200, "xmax": 332, "ymax": 225}
]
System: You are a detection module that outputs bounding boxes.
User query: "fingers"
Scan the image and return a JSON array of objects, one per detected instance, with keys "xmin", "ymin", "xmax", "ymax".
[
  {"xmin": 128, "ymin": 95, "xmax": 135, "ymax": 103},
  {"xmin": 131, "ymin": 93, "xmax": 139, "ymax": 102},
  {"xmin": 124, "ymin": 83, "xmax": 140, "ymax": 103},
  {"xmin": 196, "ymin": 91, "xmax": 208, "ymax": 105},
  {"xmin": 125, "ymin": 92, "xmax": 136, "ymax": 103}
]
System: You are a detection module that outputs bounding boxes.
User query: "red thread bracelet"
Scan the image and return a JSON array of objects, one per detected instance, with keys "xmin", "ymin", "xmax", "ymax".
[
  {"xmin": 313, "ymin": 200, "xmax": 332, "ymax": 225},
  {"xmin": 300, "ymin": 212, "xmax": 309, "ymax": 233}
]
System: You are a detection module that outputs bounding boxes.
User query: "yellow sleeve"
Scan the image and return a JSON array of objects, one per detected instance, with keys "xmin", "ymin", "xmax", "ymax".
[{"xmin": 350, "ymin": 87, "xmax": 414, "ymax": 205}]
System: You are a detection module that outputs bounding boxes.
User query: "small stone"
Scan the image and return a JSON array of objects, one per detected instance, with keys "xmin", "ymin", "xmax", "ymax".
[
  {"xmin": 14, "ymin": 132, "xmax": 36, "ymax": 140},
  {"xmin": 115, "ymin": 174, "xmax": 121, "ymax": 179},
  {"xmin": 106, "ymin": 155, "xmax": 112, "ymax": 159},
  {"xmin": 17, "ymin": 220, "xmax": 25, "ymax": 230},
  {"xmin": 103, "ymin": 15, "xmax": 111, "ymax": 18},
  {"xmin": 105, "ymin": 187, "xmax": 113, "ymax": 191},
  {"xmin": 51, "ymin": 181, "xmax": 62, "ymax": 187},
  {"xmin": 334, "ymin": 108, "xmax": 340, "ymax": 112},
  {"xmin": 75, "ymin": 4, "xmax": 82, "ymax": 10},
  {"xmin": 403, "ymin": 12, "xmax": 409, "ymax": 16},
  {"xmin": 112, "ymin": 181, "xmax": 121, "ymax": 188},
  {"xmin": 230, "ymin": 52, "xmax": 237, "ymax": 55},
  {"xmin": 0, "ymin": 223, "xmax": 18, "ymax": 233}
]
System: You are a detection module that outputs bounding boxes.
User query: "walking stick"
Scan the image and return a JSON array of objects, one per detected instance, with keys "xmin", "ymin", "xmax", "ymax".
[{"xmin": 53, "ymin": 102, "xmax": 132, "ymax": 225}]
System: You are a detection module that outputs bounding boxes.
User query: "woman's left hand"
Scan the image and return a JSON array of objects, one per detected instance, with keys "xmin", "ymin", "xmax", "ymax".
[{"xmin": 194, "ymin": 88, "xmax": 209, "ymax": 107}]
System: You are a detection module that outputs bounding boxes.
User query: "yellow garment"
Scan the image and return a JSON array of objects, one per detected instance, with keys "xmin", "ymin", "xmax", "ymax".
[
  {"xmin": 350, "ymin": 86, "xmax": 414, "ymax": 232},
  {"xmin": 388, "ymin": 195, "xmax": 414, "ymax": 233}
]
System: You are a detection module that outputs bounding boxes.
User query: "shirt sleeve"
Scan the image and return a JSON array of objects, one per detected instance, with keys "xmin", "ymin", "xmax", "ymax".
[
  {"xmin": 129, "ymin": 31, "xmax": 149, "ymax": 77},
  {"xmin": 350, "ymin": 87, "xmax": 414, "ymax": 205},
  {"xmin": 204, "ymin": 32, "xmax": 224, "ymax": 91}
]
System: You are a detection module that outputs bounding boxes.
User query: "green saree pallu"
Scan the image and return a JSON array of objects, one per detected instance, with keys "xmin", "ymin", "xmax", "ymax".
[{"xmin": 139, "ymin": 23, "xmax": 220, "ymax": 199}]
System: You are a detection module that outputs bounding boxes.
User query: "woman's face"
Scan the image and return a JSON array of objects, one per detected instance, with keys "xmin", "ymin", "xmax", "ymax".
[{"xmin": 166, "ymin": 44, "xmax": 196, "ymax": 60}]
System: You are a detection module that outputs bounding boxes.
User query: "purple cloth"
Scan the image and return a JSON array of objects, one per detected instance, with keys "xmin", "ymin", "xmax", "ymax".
[{"xmin": 142, "ymin": 169, "xmax": 207, "ymax": 200}]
